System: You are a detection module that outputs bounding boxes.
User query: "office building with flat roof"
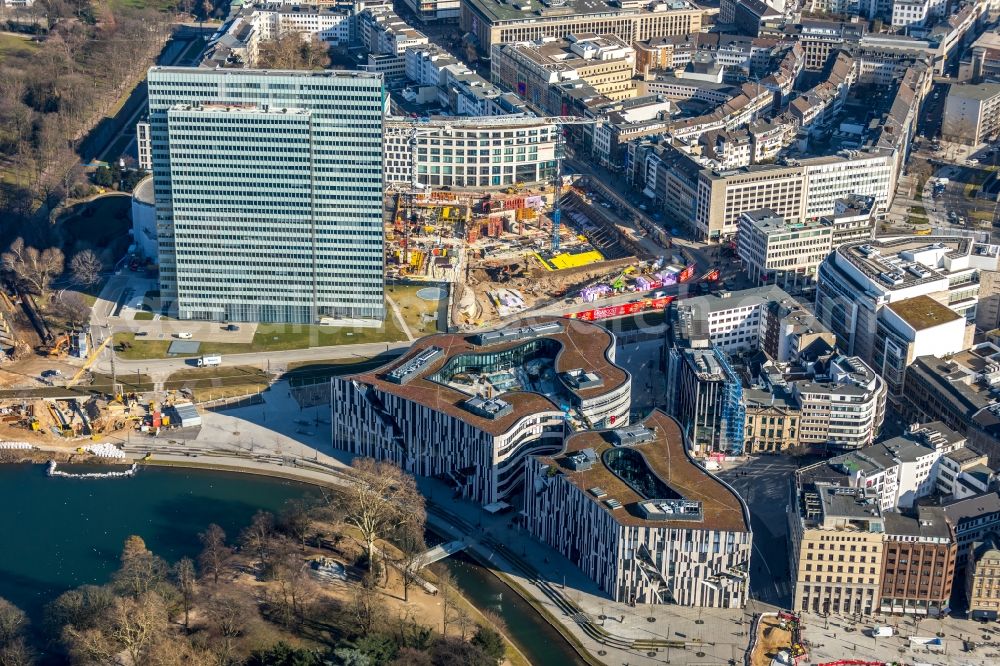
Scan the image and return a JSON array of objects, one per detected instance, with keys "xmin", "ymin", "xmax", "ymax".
[
  {"xmin": 790, "ymin": 482, "xmax": 886, "ymax": 615},
  {"xmin": 460, "ymin": 0, "xmax": 706, "ymax": 52},
  {"xmin": 146, "ymin": 67, "xmax": 386, "ymax": 324},
  {"xmin": 737, "ymin": 209, "xmax": 834, "ymax": 289},
  {"xmin": 880, "ymin": 507, "xmax": 956, "ymax": 617},
  {"xmin": 525, "ymin": 410, "xmax": 752, "ymax": 606},
  {"xmin": 816, "ymin": 236, "xmax": 996, "ymax": 364},
  {"xmin": 904, "ymin": 343, "xmax": 1000, "ymax": 464},
  {"xmin": 942, "ymin": 82, "xmax": 1000, "ymax": 145},
  {"xmin": 331, "ymin": 319, "xmax": 632, "ymax": 505}
]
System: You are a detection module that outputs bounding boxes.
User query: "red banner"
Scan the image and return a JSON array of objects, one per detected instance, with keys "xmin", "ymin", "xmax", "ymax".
[
  {"xmin": 679, "ymin": 264, "xmax": 696, "ymax": 283},
  {"xmin": 565, "ymin": 295, "xmax": 675, "ymax": 322}
]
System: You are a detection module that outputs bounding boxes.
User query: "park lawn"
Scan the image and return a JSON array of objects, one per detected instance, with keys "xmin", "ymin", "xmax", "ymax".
[
  {"xmin": 109, "ymin": 0, "xmax": 179, "ymax": 11},
  {"xmin": 387, "ymin": 283, "xmax": 447, "ymax": 336},
  {"xmin": 909, "ymin": 215, "xmax": 930, "ymax": 225},
  {"xmin": 0, "ymin": 33, "xmax": 40, "ymax": 64},
  {"xmin": 970, "ymin": 209, "xmax": 995, "ymax": 222},
  {"xmin": 113, "ymin": 333, "xmax": 180, "ymax": 360},
  {"xmin": 134, "ymin": 311, "xmax": 155, "ymax": 321},
  {"xmin": 164, "ymin": 365, "xmax": 270, "ymax": 401},
  {"xmin": 909, "ymin": 205, "xmax": 927, "ymax": 216},
  {"xmin": 113, "ymin": 313, "xmax": 409, "ymax": 360}
]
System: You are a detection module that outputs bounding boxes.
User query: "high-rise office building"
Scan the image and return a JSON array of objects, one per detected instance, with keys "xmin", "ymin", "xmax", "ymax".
[{"xmin": 146, "ymin": 67, "xmax": 386, "ymax": 324}]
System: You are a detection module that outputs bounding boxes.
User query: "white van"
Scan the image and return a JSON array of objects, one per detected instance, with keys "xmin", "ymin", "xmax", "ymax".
[{"xmin": 197, "ymin": 355, "xmax": 222, "ymax": 367}]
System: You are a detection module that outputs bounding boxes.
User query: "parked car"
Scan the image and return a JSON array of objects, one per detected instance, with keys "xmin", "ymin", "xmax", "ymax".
[
  {"xmin": 225, "ymin": 324, "xmax": 240, "ymax": 332},
  {"xmin": 175, "ymin": 332, "xmax": 193, "ymax": 339}
]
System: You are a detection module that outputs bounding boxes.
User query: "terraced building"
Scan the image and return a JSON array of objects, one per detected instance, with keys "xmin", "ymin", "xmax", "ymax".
[
  {"xmin": 525, "ymin": 410, "xmax": 753, "ymax": 606},
  {"xmin": 331, "ymin": 319, "xmax": 631, "ymax": 505}
]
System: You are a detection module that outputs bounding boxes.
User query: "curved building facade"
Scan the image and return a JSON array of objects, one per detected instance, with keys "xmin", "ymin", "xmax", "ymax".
[
  {"xmin": 525, "ymin": 410, "xmax": 753, "ymax": 607},
  {"xmin": 331, "ymin": 319, "xmax": 631, "ymax": 505},
  {"xmin": 384, "ymin": 117, "xmax": 561, "ymax": 190},
  {"xmin": 130, "ymin": 176, "xmax": 158, "ymax": 261}
]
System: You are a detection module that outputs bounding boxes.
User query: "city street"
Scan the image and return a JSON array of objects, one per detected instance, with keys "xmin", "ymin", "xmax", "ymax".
[{"xmin": 720, "ymin": 456, "xmax": 802, "ymax": 608}]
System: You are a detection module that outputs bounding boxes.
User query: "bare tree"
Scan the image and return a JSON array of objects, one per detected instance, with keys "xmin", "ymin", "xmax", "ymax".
[
  {"xmin": 394, "ymin": 527, "xmax": 426, "ymax": 603},
  {"xmin": 69, "ymin": 249, "xmax": 102, "ymax": 286},
  {"xmin": 113, "ymin": 535, "xmax": 168, "ymax": 598},
  {"xmin": 0, "ymin": 597, "xmax": 28, "ymax": 646},
  {"xmin": 173, "ymin": 557, "xmax": 197, "ymax": 632},
  {"xmin": 269, "ymin": 541, "xmax": 317, "ymax": 627},
  {"xmin": 109, "ymin": 592, "xmax": 169, "ymax": 666},
  {"xmin": 338, "ymin": 458, "xmax": 426, "ymax": 574},
  {"xmin": 198, "ymin": 523, "xmax": 230, "ymax": 585},
  {"xmin": 437, "ymin": 569, "xmax": 460, "ymax": 636},
  {"xmin": 279, "ymin": 498, "xmax": 313, "ymax": 551},
  {"xmin": 205, "ymin": 590, "xmax": 258, "ymax": 666},
  {"xmin": 240, "ymin": 510, "xmax": 276, "ymax": 572},
  {"xmin": 2, "ymin": 238, "xmax": 64, "ymax": 298},
  {"xmin": 350, "ymin": 573, "xmax": 385, "ymax": 636},
  {"xmin": 0, "ymin": 596, "xmax": 32, "ymax": 666},
  {"xmin": 49, "ymin": 292, "xmax": 91, "ymax": 327}
]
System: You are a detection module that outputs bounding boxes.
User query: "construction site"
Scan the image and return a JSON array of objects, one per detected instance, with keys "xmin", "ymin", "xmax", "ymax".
[{"xmin": 386, "ymin": 175, "xmax": 693, "ymax": 327}]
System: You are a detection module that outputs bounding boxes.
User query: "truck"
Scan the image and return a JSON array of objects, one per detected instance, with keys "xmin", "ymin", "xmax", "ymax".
[{"xmin": 197, "ymin": 355, "xmax": 222, "ymax": 367}]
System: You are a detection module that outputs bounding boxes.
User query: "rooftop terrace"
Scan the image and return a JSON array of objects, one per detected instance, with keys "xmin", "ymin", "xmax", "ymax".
[{"xmin": 535, "ymin": 410, "xmax": 750, "ymax": 531}]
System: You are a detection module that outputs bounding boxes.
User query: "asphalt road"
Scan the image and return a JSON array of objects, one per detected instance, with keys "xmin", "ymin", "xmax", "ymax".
[{"xmin": 720, "ymin": 456, "xmax": 803, "ymax": 608}]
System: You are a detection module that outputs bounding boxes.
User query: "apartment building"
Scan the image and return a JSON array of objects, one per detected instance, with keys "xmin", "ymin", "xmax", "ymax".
[
  {"xmin": 810, "ymin": 421, "xmax": 966, "ymax": 512},
  {"xmin": 491, "ymin": 34, "xmax": 637, "ymax": 105},
  {"xmin": 794, "ymin": 354, "xmax": 887, "ymax": 451},
  {"xmin": 821, "ymin": 195, "xmax": 877, "ymax": 246},
  {"xmin": 666, "ymin": 286, "xmax": 884, "ymax": 454},
  {"xmin": 525, "ymin": 411, "xmax": 752, "ymax": 607},
  {"xmin": 941, "ymin": 492, "xmax": 1000, "ymax": 570},
  {"xmin": 146, "ymin": 68, "xmax": 385, "ymax": 324},
  {"xmin": 461, "ymin": 0, "xmax": 705, "ymax": 52},
  {"xmin": 331, "ymin": 320, "xmax": 632, "ymax": 505},
  {"xmin": 737, "ymin": 210, "xmax": 833, "ymax": 289},
  {"xmin": 937, "ymin": 447, "xmax": 995, "ymax": 500},
  {"xmin": 816, "ymin": 236, "xmax": 996, "ymax": 364},
  {"xmin": 880, "ymin": 507, "xmax": 957, "ymax": 617},
  {"xmin": 673, "ymin": 346, "xmax": 745, "ymax": 456},
  {"xmin": 942, "ymin": 82, "xmax": 1000, "ymax": 145},
  {"xmin": 790, "ymin": 483, "xmax": 886, "ymax": 615},
  {"xmin": 383, "ymin": 116, "xmax": 561, "ymax": 190},
  {"xmin": 690, "ymin": 150, "xmax": 894, "ymax": 241},
  {"xmin": 904, "ymin": 343, "xmax": 1000, "ymax": 464},
  {"xmin": 967, "ymin": 533, "xmax": 1000, "ymax": 620}
]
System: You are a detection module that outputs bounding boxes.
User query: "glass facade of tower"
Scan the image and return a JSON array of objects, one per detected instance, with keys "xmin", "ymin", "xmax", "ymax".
[{"xmin": 147, "ymin": 68, "xmax": 385, "ymax": 324}]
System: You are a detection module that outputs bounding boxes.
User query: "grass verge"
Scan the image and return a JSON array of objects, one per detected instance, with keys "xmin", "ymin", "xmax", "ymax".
[{"xmin": 164, "ymin": 365, "xmax": 270, "ymax": 402}]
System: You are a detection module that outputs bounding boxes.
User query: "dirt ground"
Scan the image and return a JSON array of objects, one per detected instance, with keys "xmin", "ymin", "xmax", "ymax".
[
  {"xmin": 222, "ymin": 524, "xmax": 527, "ymax": 666},
  {"xmin": 751, "ymin": 616, "xmax": 794, "ymax": 666}
]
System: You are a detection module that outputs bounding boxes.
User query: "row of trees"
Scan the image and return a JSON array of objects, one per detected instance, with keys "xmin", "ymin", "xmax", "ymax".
[
  {"xmin": 0, "ymin": 0, "xmax": 170, "ymax": 234},
  {"xmin": 0, "ymin": 458, "xmax": 508, "ymax": 666},
  {"xmin": 2, "ymin": 238, "xmax": 103, "ymax": 295}
]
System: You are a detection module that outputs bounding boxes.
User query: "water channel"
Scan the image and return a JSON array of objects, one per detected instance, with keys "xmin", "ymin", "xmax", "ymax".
[{"xmin": 0, "ymin": 464, "xmax": 583, "ymax": 665}]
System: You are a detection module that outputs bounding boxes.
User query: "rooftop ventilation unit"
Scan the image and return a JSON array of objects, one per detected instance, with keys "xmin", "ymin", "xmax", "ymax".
[
  {"xmin": 463, "ymin": 396, "xmax": 514, "ymax": 419},
  {"xmin": 566, "ymin": 448, "xmax": 599, "ymax": 471},
  {"xmin": 386, "ymin": 346, "xmax": 444, "ymax": 384},
  {"xmin": 610, "ymin": 424, "xmax": 656, "ymax": 447},
  {"xmin": 471, "ymin": 321, "xmax": 564, "ymax": 346}
]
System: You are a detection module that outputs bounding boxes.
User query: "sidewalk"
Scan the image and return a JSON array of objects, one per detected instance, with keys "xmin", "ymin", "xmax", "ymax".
[{"xmin": 799, "ymin": 610, "xmax": 1000, "ymax": 666}]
